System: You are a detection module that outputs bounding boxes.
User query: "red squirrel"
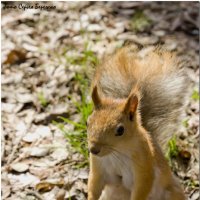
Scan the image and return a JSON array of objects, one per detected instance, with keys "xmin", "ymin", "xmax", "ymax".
[{"xmin": 87, "ymin": 46, "xmax": 187, "ymax": 200}]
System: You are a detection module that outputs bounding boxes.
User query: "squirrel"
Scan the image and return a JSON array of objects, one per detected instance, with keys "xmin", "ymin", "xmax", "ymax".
[{"xmin": 87, "ymin": 46, "xmax": 188, "ymax": 200}]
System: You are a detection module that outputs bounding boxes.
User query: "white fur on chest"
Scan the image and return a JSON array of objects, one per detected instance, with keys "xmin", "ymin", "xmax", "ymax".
[
  {"xmin": 100, "ymin": 153, "xmax": 134, "ymax": 191},
  {"xmin": 99, "ymin": 156, "xmax": 171, "ymax": 200}
]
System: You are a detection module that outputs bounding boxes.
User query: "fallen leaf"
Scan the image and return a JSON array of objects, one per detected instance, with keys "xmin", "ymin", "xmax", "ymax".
[
  {"xmin": 7, "ymin": 173, "xmax": 40, "ymax": 191},
  {"xmin": 179, "ymin": 150, "xmax": 192, "ymax": 162},
  {"xmin": 10, "ymin": 163, "xmax": 29, "ymax": 173},
  {"xmin": 24, "ymin": 146, "xmax": 50, "ymax": 157},
  {"xmin": 50, "ymin": 148, "xmax": 69, "ymax": 163},
  {"xmin": 2, "ymin": 103, "xmax": 16, "ymax": 113},
  {"xmin": 1, "ymin": 177, "xmax": 11, "ymax": 199},
  {"xmin": 36, "ymin": 182, "xmax": 55, "ymax": 193},
  {"xmin": 36, "ymin": 179, "xmax": 64, "ymax": 193},
  {"xmin": 16, "ymin": 93, "xmax": 33, "ymax": 104},
  {"xmin": 3, "ymin": 49, "xmax": 26, "ymax": 65}
]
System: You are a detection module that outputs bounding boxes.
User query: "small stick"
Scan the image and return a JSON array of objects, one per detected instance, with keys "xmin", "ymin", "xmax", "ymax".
[{"xmin": 7, "ymin": 123, "xmax": 31, "ymax": 165}]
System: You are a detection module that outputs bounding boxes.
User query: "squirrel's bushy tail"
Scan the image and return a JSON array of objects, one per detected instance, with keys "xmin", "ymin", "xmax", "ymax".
[
  {"xmin": 92, "ymin": 45, "xmax": 190, "ymax": 148},
  {"xmin": 139, "ymin": 57, "xmax": 189, "ymax": 147}
]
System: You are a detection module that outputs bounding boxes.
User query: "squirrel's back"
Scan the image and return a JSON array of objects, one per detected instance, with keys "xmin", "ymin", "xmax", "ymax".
[{"xmin": 92, "ymin": 46, "xmax": 189, "ymax": 147}]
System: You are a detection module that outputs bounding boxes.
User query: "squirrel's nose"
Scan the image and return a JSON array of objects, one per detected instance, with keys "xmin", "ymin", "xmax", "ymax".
[{"xmin": 90, "ymin": 146, "xmax": 100, "ymax": 155}]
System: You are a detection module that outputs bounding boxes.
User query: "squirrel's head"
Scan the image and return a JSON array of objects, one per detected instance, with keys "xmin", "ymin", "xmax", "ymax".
[{"xmin": 87, "ymin": 86, "xmax": 141, "ymax": 157}]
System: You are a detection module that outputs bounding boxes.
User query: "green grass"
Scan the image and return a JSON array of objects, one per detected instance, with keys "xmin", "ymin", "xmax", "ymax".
[
  {"xmin": 191, "ymin": 89, "xmax": 199, "ymax": 101},
  {"xmin": 37, "ymin": 92, "xmax": 49, "ymax": 108},
  {"xmin": 186, "ymin": 179, "xmax": 199, "ymax": 189},
  {"xmin": 53, "ymin": 44, "xmax": 97, "ymax": 168},
  {"xmin": 65, "ymin": 42, "xmax": 98, "ymax": 67},
  {"xmin": 166, "ymin": 135, "xmax": 179, "ymax": 166},
  {"xmin": 53, "ymin": 73, "xmax": 93, "ymax": 168},
  {"xmin": 182, "ymin": 119, "xmax": 189, "ymax": 128},
  {"xmin": 131, "ymin": 10, "xmax": 152, "ymax": 32},
  {"xmin": 55, "ymin": 74, "xmax": 93, "ymax": 168}
]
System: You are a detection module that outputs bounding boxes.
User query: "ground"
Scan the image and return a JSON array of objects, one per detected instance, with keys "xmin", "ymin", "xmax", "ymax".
[{"xmin": 1, "ymin": 2, "xmax": 199, "ymax": 200}]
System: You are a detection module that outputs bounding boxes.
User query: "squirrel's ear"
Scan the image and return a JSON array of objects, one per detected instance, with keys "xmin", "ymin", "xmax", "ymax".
[
  {"xmin": 124, "ymin": 94, "xmax": 138, "ymax": 121},
  {"xmin": 92, "ymin": 86, "xmax": 102, "ymax": 109}
]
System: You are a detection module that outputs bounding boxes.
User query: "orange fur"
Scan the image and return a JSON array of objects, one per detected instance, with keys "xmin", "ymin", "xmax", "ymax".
[
  {"xmin": 91, "ymin": 45, "xmax": 189, "ymax": 147},
  {"xmin": 87, "ymin": 46, "xmax": 186, "ymax": 200}
]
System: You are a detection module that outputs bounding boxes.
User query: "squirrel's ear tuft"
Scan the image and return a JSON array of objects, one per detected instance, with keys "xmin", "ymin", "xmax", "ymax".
[
  {"xmin": 92, "ymin": 86, "xmax": 102, "ymax": 109},
  {"xmin": 124, "ymin": 94, "xmax": 138, "ymax": 121}
]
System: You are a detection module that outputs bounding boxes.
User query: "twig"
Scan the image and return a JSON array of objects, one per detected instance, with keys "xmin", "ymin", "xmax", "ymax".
[{"xmin": 7, "ymin": 123, "xmax": 31, "ymax": 165}]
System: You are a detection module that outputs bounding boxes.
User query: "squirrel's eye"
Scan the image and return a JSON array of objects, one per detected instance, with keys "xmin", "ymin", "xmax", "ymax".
[{"xmin": 115, "ymin": 125, "xmax": 124, "ymax": 136}]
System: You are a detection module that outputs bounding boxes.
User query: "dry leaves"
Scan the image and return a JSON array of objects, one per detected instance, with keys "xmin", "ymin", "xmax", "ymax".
[{"xmin": 1, "ymin": 1, "xmax": 199, "ymax": 200}]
